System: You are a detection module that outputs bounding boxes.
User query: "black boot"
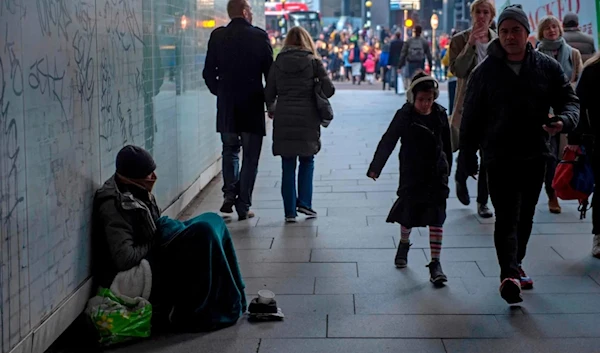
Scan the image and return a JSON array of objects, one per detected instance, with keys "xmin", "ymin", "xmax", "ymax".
[
  {"xmin": 394, "ymin": 242, "xmax": 411, "ymax": 268},
  {"xmin": 427, "ymin": 260, "xmax": 448, "ymax": 285}
]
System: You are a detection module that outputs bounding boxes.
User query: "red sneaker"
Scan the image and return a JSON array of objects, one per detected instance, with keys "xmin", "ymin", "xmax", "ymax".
[{"xmin": 518, "ymin": 266, "xmax": 533, "ymax": 290}]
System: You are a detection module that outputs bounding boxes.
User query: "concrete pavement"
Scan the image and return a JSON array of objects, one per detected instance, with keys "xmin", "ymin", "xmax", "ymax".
[{"xmin": 111, "ymin": 89, "xmax": 600, "ymax": 353}]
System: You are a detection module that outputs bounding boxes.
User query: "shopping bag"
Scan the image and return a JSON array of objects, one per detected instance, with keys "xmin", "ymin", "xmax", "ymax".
[{"xmin": 85, "ymin": 288, "xmax": 152, "ymax": 346}]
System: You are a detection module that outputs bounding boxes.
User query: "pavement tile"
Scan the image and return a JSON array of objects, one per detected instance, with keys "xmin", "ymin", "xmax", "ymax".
[
  {"xmin": 393, "ymin": 235, "xmax": 494, "ymax": 248},
  {"xmin": 355, "ymin": 290, "xmax": 518, "ymax": 315},
  {"xmin": 239, "ymin": 263, "xmax": 357, "ymax": 278},
  {"xmin": 232, "ymin": 237, "xmax": 274, "ymax": 249},
  {"xmin": 461, "ymin": 275, "xmax": 600, "ymax": 294},
  {"xmin": 311, "ymin": 249, "xmax": 400, "ymax": 262},
  {"xmin": 244, "ymin": 277, "xmax": 315, "ymax": 295},
  {"xmin": 229, "ymin": 226, "xmax": 318, "ymax": 238},
  {"xmin": 271, "ymin": 295, "xmax": 355, "ymax": 314},
  {"xmin": 259, "ymin": 339, "xmax": 446, "ymax": 353},
  {"xmin": 108, "ymin": 338, "xmax": 259, "ymax": 353},
  {"xmin": 495, "ymin": 313, "xmax": 600, "ymax": 338},
  {"xmin": 328, "ymin": 314, "xmax": 506, "ymax": 338},
  {"xmin": 200, "ymin": 314, "xmax": 326, "ymax": 339},
  {"xmin": 236, "ymin": 249, "xmax": 311, "ymax": 263},
  {"xmin": 257, "ymin": 216, "xmax": 368, "ymax": 228},
  {"xmin": 271, "ymin": 235, "xmax": 395, "ymax": 249},
  {"xmin": 476, "ymin": 257, "xmax": 600, "ymax": 277},
  {"xmin": 358, "ymin": 261, "xmax": 485, "ymax": 279},
  {"xmin": 443, "ymin": 338, "xmax": 600, "ymax": 353}
]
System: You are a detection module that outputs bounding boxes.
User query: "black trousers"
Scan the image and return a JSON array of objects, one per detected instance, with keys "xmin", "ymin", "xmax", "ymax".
[
  {"xmin": 477, "ymin": 151, "xmax": 489, "ymax": 205},
  {"xmin": 487, "ymin": 158, "xmax": 545, "ymax": 280}
]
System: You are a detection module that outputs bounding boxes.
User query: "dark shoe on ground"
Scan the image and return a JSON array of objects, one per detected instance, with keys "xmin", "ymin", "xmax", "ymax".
[
  {"xmin": 548, "ymin": 195, "xmax": 562, "ymax": 214},
  {"xmin": 285, "ymin": 216, "xmax": 297, "ymax": 223},
  {"xmin": 394, "ymin": 242, "xmax": 411, "ymax": 268},
  {"xmin": 238, "ymin": 210, "xmax": 255, "ymax": 221},
  {"xmin": 456, "ymin": 180, "xmax": 471, "ymax": 205},
  {"xmin": 518, "ymin": 265, "xmax": 533, "ymax": 290},
  {"xmin": 477, "ymin": 203, "xmax": 493, "ymax": 218},
  {"xmin": 427, "ymin": 260, "xmax": 448, "ymax": 285},
  {"xmin": 297, "ymin": 206, "xmax": 318, "ymax": 218},
  {"xmin": 500, "ymin": 278, "xmax": 523, "ymax": 304},
  {"xmin": 220, "ymin": 199, "xmax": 235, "ymax": 214}
]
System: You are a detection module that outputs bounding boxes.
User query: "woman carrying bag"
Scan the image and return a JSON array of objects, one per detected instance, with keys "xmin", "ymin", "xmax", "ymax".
[
  {"xmin": 536, "ymin": 15, "xmax": 584, "ymax": 214},
  {"xmin": 265, "ymin": 26, "xmax": 335, "ymax": 223}
]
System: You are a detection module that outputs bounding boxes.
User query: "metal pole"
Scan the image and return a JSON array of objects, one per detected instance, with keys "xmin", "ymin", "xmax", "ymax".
[{"xmin": 403, "ymin": 9, "xmax": 408, "ymax": 39}]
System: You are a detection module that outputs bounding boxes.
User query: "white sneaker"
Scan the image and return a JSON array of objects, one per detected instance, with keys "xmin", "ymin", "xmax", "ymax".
[
  {"xmin": 285, "ymin": 217, "xmax": 297, "ymax": 223},
  {"xmin": 593, "ymin": 234, "xmax": 600, "ymax": 258}
]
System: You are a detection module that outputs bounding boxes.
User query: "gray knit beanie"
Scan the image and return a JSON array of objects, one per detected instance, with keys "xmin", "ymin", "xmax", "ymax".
[{"xmin": 498, "ymin": 4, "xmax": 530, "ymax": 33}]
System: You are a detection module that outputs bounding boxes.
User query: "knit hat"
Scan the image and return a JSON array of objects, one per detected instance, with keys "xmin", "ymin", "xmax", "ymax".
[
  {"xmin": 563, "ymin": 13, "xmax": 579, "ymax": 28},
  {"xmin": 116, "ymin": 145, "xmax": 156, "ymax": 179},
  {"xmin": 498, "ymin": 4, "xmax": 530, "ymax": 33}
]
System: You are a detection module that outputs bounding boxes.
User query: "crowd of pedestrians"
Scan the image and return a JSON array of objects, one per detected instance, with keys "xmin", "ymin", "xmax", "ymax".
[{"xmin": 200, "ymin": 0, "xmax": 600, "ymax": 306}]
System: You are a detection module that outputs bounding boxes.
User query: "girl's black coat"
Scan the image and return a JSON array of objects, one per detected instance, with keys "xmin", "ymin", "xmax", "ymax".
[{"xmin": 368, "ymin": 103, "xmax": 453, "ymax": 226}]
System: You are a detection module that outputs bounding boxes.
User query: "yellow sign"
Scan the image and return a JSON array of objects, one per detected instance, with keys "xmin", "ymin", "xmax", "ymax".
[
  {"xmin": 404, "ymin": 18, "xmax": 413, "ymax": 28},
  {"xmin": 430, "ymin": 14, "xmax": 439, "ymax": 30},
  {"xmin": 197, "ymin": 19, "xmax": 216, "ymax": 28}
]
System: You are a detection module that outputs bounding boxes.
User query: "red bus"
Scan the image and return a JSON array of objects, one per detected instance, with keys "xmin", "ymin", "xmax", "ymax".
[{"xmin": 265, "ymin": 1, "xmax": 323, "ymax": 40}]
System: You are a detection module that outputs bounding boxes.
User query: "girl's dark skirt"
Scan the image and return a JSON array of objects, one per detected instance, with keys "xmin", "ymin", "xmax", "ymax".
[{"xmin": 386, "ymin": 198, "xmax": 447, "ymax": 228}]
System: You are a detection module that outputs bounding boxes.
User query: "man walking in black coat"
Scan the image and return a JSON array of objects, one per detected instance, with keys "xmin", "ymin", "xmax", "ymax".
[
  {"xmin": 457, "ymin": 5, "xmax": 579, "ymax": 304},
  {"xmin": 388, "ymin": 32, "xmax": 404, "ymax": 91},
  {"xmin": 203, "ymin": 0, "xmax": 273, "ymax": 220}
]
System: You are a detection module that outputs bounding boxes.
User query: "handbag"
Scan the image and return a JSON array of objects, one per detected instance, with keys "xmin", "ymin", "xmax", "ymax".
[{"xmin": 312, "ymin": 59, "xmax": 334, "ymax": 128}]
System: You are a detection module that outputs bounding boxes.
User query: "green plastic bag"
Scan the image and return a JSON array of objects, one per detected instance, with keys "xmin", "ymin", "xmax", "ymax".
[{"xmin": 85, "ymin": 288, "xmax": 152, "ymax": 345}]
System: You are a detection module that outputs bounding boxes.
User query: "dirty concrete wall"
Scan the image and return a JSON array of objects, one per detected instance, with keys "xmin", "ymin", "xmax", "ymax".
[{"xmin": 0, "ymin": 1, "xmax": 264, "ymax": 352}]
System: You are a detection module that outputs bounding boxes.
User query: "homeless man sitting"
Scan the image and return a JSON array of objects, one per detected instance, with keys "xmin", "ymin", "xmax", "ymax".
[{"xmin": 92, "ymin": 145, "xmax": 247, "ymax": 332}]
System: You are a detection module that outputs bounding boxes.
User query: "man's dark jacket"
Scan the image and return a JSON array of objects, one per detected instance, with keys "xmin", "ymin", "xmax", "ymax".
[
  {"xmin": 388, "ymin": 38, "xmax": 404, "ymax": 67},
  {"xmin": 459, "ymin": 38, "xmax": 580, "ymax": 172},
  {"xmin": 203, "ymin": 18, "xmax": 273, "ymax": 136}
]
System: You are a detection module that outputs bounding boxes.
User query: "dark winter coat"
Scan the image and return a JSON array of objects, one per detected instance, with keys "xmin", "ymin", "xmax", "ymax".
[
  {"xmin": 203, "ymin": 18, "xmax": 273, "ymax": 136},
  {"xmin": 368, "ymin": 103, "xmax": 452, "ymax": 227},
  {"xmin": 388, "ymin": 38, "xmax": 404, "ymax": 67},
  {"xmin": 458, "ymin": 38, "xmax": 580, "ymax": 174},
  {"xmin": 569, "ymin": 58, "xmax": 600, "ymax": 157},
  {"xmin": 92, "ymin": 176, "xmax": 160, "ymax": 288},
  {"xmin": 563, "ymin": 28, "xmax": 596, "ymax": 64},
  {"xmin": 265, "ymin": 47, "xmax": 335, "ymax": 157}
]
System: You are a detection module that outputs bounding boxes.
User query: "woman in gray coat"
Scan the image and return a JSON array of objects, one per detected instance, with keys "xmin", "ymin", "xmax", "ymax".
[{"xmin": 265, "ymin": 26, "xmax": 335, "ymax": 222}]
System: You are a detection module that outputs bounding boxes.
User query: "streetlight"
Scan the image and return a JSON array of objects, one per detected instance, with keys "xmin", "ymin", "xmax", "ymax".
[{"xmin": 181, "ymin": 15, "xmax": 188, "ymax": 30}]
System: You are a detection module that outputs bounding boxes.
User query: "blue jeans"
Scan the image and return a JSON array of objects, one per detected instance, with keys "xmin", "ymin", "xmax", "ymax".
[
  {"xmin": 281, "ymin": 156, "xmax": 314, "ymax": 217},
  {"xmin": 221, "ymin": 133, "xmax": 263, "ymax": 215},
  {"xmin": 448, "ymin": 78, "xmax": 457, "ymax": 115}
]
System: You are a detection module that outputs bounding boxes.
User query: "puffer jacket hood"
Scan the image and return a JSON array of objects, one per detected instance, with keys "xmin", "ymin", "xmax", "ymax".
[{"xmin": 275, "ymin": 47, "xmax": 314, "ymax": 74}]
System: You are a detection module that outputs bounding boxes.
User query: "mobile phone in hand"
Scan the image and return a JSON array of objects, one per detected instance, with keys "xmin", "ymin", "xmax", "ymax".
[{"xmin": 545, "ymin": 115, "xmax": 561, "ymax": 126}]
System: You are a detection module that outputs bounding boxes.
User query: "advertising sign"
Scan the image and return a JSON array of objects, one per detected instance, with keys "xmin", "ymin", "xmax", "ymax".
[{"xmin": 495, "ymin": 0, "xmax": 599, "ymax": 47}]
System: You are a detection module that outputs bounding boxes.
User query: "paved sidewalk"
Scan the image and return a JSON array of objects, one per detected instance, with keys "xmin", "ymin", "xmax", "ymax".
[{"xmin": 113, "ymin": 90, "xmax": 600, "ymax": 353}]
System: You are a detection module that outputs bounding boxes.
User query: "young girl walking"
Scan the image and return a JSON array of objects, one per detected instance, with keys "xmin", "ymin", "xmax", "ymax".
[{"xmin": 367, "ymin": 72, "xmax": 452, "ymax": 284}]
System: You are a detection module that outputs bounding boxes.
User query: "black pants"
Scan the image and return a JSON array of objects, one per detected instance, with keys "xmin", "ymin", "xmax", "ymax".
[
  {"xmin": 487, "ymin": 158, "xmax": 545, "ymax": 280},
  {"xmin": 477, "ymin": 151, "xmax": 489, "ymax": 205}
]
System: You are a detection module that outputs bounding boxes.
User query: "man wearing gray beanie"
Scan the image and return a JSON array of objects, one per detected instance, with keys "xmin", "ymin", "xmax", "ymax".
[{"xmin": 456, "ymin": 4, "xmax": 580, "ymax": 304}]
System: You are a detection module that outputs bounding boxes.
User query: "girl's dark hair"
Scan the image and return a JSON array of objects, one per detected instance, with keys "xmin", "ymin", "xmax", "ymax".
[{"xmin": 411, "ymin": 71, "xmax": 436, "ymax": 96}]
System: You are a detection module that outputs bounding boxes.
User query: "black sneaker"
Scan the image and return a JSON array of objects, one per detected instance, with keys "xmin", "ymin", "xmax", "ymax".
[
  {"xmin": 456, "ymin": 180, "xmax": 471, "ymax": 206},
  {"xmin": 297, "ymin": 206, "xmax": 318, "ymax": 218},
  {"xmin": 238, "ymin": 210, "xmax": 255, "ymax": 221},
  {"xmin": 394, "ymin": 242, "xmax": 411, "ymax": 268},
  {"xmin": 500, "ymin": 278, "xmax": 523, "ymax": 304},
  {"xmin": 427, "ymin": 260, "xmax": 448, "ymax": 285},
  {"xmin": 477, "ymin": 203, "xmax": 493, "ymax": 218},
  {"xmin": 220, "ymin": 199, "xmax": 235, "ymax": 214}
]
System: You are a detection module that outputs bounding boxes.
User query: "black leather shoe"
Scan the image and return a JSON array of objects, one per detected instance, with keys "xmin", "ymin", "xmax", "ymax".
[
  {"xmin": 220, "ymin": 199, "xmax": 235, "ymax": 214},
  {"xmin": 477, "ymin": 203, "xmax": 493, "ymax": 218},
  {"xmin": 456, "ymin": 180, "xmax": 471, "ymax": 206}
]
